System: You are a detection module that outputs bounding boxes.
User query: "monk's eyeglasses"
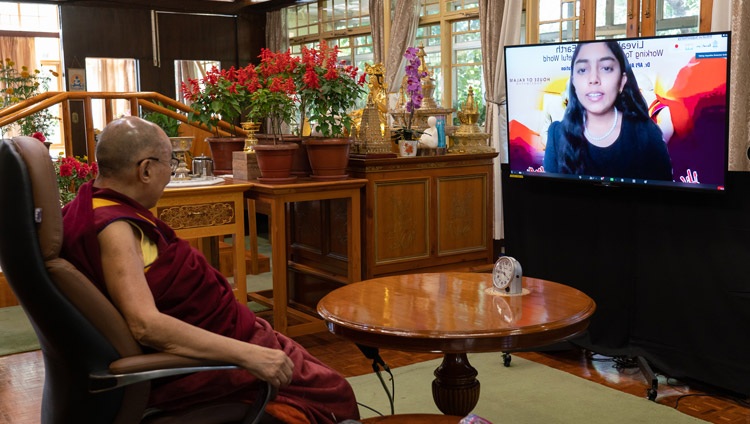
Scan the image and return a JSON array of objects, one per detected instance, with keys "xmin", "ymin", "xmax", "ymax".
[{"xmin": 136, "ymin": 153, "xmax": 179, "ymax": 168}]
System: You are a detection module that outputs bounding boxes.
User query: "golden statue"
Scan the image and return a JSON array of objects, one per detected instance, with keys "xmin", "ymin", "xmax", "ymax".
[
  {"xmin": 350, "ymin": 63, "xmax": 388, "ymax": 138},
  {"xmin": 457, "ymin": 86, "xmax": 479, "ymax": 126},
  {"xmin": 452, "ymin": 86, "xmax": 493, "ymax": 154}
]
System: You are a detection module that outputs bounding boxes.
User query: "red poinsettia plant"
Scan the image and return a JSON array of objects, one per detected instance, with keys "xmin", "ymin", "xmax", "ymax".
[
  {"xmin": 182, "ymin": 53, "xmax": 300, "ymax": 142},
  {"xmin": 182, "ymin": 65, "xmax": 253, "ymax": 136},
  {"xmin": 244, "ymin": 49, "xmax": 300, "ymax": 142},
  {"xmin": 294, "ymin": 40, "xmax": 366, "ymax": 137},
  {"xmin": 54, "ymin": 155, "xmax": 98, "ymax": 206}
]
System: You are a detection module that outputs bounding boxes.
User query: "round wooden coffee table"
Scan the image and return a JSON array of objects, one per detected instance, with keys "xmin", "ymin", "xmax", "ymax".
[{"xmin": 317, "ymin": 272, "xmax": 596, "ymax": 416}]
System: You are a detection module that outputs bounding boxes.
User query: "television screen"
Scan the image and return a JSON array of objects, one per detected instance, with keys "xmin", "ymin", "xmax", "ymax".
[{"xmin": 504, "ymin": 31, "xmax": 730, "ymax": 191}]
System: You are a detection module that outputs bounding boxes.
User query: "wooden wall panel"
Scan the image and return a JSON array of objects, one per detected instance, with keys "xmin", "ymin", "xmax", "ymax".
[{"xmin": 60, "ymin": 5, "xmax": 265, "ymax": 99}]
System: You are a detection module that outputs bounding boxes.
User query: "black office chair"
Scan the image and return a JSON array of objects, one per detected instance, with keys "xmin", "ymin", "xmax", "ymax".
[{"xmin": 0, "ymin": 136, "xmax": 274, "ymax": 424}]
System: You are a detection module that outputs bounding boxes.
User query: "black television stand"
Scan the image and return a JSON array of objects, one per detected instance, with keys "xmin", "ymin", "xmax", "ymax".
[{"xmin": 637, "ymin": 356, "xmax": 659, "ymax": 401}]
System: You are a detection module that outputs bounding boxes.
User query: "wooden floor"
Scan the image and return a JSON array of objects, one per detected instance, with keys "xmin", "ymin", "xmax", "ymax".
[{"xmin": 1, "ymin": 330, "xmax": 748, "ymax": 423}]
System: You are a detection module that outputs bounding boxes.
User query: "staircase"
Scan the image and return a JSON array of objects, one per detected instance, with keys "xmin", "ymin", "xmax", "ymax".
[{"xmin": 0, "ymin": 91, "xmax": 248, "ymax": 159}]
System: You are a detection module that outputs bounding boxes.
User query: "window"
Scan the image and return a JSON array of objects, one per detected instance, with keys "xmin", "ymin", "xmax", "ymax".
[
  {"xmin": 287, "ymin": 0, "xmax": 369, "ymax": 44},
  {"xmin": 451, "ymin": 17, "xmax": 483, "ymax": 124},
  {"xmin": 526, "ymin": 0, "xmax": 712, "ymax": 43},
  {"xmin": 283, "ymin": 1, "xmax": 484, "ymax": 124},
  {"xmin": 446, "ymin": 0, "xmax": 480, "ymax": 12},
  {"xmin": 415, "ymin": 23, "xmax": 441, "ymax": 104},
  {"xmin": 419, "ymin": 0, "xmax": 442, "ymax": 16},
  {"xmin": 287, "ymin": 0, "xmax": 372, "ymax": 111},
  {"xmin": 0, "ymin": 2, "xmax": 59, "ymax": 31},
  {"xmin": 0, "ymin": 2, "xmax": 61, "ymax": 148},
  {"xmin": 85, "ymin": 58, "xmax": 138, "ymax": 131},
  {"xmin": 287, "ymin": 2, "xmax": 319, "ymax": 39},
  {"xmin": 320, "ymin": 0, "xmax": 370, "ymax": 32},
  {"xmin": 415, "ymin": 0, "xmax": 483, "ymax": 125}
]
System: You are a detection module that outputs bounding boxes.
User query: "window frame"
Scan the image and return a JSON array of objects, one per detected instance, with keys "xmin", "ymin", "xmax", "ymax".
[{"xmin": 525, "ymin": 0, "xmax": 714, "ymax": 43}]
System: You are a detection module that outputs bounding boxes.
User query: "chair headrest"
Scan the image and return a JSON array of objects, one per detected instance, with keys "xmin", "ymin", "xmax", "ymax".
[{"xmin": 10, "ymin": 136, "xmax": 63, "ymax": 261}]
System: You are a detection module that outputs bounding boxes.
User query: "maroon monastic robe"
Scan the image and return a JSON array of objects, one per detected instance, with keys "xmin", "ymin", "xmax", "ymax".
[{"xmin": 61, "ymin": 181, "xmax": 359, "ymax": 424}]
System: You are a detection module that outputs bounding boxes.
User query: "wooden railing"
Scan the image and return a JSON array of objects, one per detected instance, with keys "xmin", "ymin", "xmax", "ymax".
[{"xmin": 0, "ymin": 91, "xmax": 247, "ymax": 159}]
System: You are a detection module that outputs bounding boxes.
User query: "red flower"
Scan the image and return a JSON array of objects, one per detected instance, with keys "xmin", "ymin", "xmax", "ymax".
[
  {"xmin": 58, "ymin": 162, "xmax": 73, "ymax": 177},
  {"xmin": 31, "ymin": 132, "xmax": 46, "ymax": 143},
  {"xmin": 303, "ymin": 66, "xmax": 320, "ymax": 89},
  {"xmin": 324, "ymin": 67, "xmax": 338, "ymax": 81},
  {"xmin": 55, "ymin": 155, "xmax": 97, "ymax": 206}
]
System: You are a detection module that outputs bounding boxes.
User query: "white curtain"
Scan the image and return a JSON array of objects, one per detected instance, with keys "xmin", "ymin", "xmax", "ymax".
[
  {"xmin": 85, "ymin": 58, "xmax": 138, "ymax": 131},
  {"xmin": 0, "ymin": 37, "xmax": 36, "ymax": 77},
  {"xmin": 371, "ymin": 0, "xmax": 385, "ymax": 64},
  {"xmin": 485, "ymin": 1, "xmax": 522, "ymax": 240},
  {"xmin": 384, "ymin": 0, "xmax": 420, "ymax": 97},
  {"xmin": 711, "ymin": 1, "xmax": 732, "ymax": 31}
]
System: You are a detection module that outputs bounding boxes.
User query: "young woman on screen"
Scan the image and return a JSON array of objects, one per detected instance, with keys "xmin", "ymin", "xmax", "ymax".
[{"xmin": 543, "ymin": 41, "xmax": 673, "ymax": 181}]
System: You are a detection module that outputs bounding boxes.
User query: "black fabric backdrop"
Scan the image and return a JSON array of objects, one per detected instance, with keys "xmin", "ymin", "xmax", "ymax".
[{"xmin": 502, "ymin": 165, "xmax": 750, "ymax": 395}]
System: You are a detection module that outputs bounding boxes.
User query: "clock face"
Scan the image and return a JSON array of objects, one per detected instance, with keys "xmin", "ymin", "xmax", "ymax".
[{"xmin": 493, "ymin": 257, "xmax": 515, "ymax": 289}]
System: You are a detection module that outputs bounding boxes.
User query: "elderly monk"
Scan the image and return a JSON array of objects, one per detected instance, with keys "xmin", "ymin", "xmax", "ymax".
[{"xmin": 61, "ymin": 116, "xmax": 359, "ymax": 424}]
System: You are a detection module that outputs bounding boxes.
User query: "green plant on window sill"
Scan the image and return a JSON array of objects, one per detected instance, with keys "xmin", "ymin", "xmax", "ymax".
[
  {"xmin": 0, "ymin": 58, "xmax": 59, "ymax": 139},
  {"xmin": 142, "ymin": 102, "xmax": 182, "ymax": 137}
]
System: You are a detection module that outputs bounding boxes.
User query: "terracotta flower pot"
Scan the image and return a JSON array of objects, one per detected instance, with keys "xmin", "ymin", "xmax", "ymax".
[
  {"xmin": 303, "ymin": 137, "xmax": 352, "ymax": 181},
  {"xmin": 253, "ymin": 142, "xmax": 300, "ymax": 183},
  {"xmin": 257, "ymin": 134, "xmax": 310, "ymax": 177},
  {"xmin": 206, "ymin": 137, "xmax": 246, "ymax": 175}
]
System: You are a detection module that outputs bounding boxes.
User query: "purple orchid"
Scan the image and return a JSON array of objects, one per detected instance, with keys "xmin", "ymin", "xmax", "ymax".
[
  {"xmin": 403, "ymin": 47, "xmax": 427, "ymax": 113},
  {"xmin": 398, "ymin": 46, "xmax": 429, "ymax": 142}
]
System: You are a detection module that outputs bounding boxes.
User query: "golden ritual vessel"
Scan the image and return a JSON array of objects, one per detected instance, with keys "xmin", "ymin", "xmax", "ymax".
[
  {"xmin": 352, "ymin": 97, "xmax": 395, "ymax": 157},
  {"xmin": 450, "ymin": 86, "xmax": 493, "ymax": 154}
]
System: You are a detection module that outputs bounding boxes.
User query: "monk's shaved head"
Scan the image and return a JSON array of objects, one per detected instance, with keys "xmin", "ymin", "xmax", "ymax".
[{"xmin": 96, "ymin": 116, "xmax": 170, "ymax": 178}]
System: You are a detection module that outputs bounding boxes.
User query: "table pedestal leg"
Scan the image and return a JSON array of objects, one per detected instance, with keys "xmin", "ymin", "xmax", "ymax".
[{"xmin": 432, "ymin": 353, "xmax": 479, "ymax": 416}]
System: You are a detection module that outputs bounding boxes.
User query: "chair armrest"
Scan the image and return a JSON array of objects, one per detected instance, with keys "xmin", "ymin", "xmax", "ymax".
[
  {"xmin": 91, "ymin": 352, "xmax": 278, "ymax": 424},
  {"xmin": 108, "ymin": 352, "xmax": 233, "ymax": 374},
  {"xmin": 89, "ymin": 352, "xmax": 239, "ymax": 393}
]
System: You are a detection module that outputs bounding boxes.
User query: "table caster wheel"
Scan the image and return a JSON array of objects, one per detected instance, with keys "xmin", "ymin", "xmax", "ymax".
[{"xmin": 502, "ymin": 352, "xmax": 511, "ymax": 367}]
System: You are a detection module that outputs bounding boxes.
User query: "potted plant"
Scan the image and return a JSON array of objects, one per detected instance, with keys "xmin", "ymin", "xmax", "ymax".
[
  {"xmin": 294, "ymin": 40, "xmax": 366, "ymax": 180},
  {"xmin": 181, "ymin": 65, "xmax": 250, "ymax": 174},
  {"xmin": 142, "ymin": 101, "xmax": 181, "ymax": 137},
  {"xmin": 245, "ymin": 49, "xmax": 300, "ymax": 183},
  {"xmin": 0, "ymin": 59, "xmax": 59, "ymax": 143},
  {"xmin": 142, "ymin": 103, "xmax": 192, "ymax": 176},
  {"xmin": 392, "ymin": 47, "xmax": 428, "ymax": 157},
  {"xmin": 54, "ymin": 154, "xmax": 98, "ymax": 206}
]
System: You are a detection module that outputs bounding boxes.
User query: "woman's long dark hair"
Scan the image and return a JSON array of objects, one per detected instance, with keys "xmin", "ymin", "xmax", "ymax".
[{"xmin": 560, "ymin": 40, "xmax": 651, "ymax": 174}]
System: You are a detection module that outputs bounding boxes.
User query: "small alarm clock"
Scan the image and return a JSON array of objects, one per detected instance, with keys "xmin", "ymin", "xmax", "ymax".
[{"xmin": 492, "ymin": 256, "xmax": 523, "ymax": 294}]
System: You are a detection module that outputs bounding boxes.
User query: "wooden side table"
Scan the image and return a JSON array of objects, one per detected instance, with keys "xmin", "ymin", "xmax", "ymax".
[
  {"xmin": 318, "ymin": 273, "xmax": 596, "ymax": 416},
  {"xmin": 152, "ymin": 180, "xmax": 253, "ymax": 303},
  {"xmin": 245, "ymin": 178, "xmax": 367, "ymax": 336}
]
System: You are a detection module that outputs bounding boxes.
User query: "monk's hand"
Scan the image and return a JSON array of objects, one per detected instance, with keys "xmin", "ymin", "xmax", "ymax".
[{"xmin": 244, "ymin": 346, "xmax": 294, "ymax": 388}]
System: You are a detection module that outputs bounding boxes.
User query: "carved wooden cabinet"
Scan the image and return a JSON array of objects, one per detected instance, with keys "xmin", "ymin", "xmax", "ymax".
[
  {"xmin": 286, "ymin": 153, "xmax": 496, "ymax": 311},
  {"xmin": 348, "ymin": 152, "xmax": 497, "ymax": 279}
]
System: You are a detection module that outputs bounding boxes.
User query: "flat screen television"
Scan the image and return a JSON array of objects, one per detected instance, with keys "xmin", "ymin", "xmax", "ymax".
[{"xmin": 504, "ymin": 31, "xmax": 731, "ymax": 191}]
